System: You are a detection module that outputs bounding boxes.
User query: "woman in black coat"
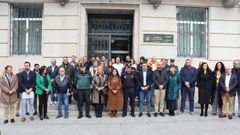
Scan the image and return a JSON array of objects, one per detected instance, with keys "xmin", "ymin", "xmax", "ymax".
[
  {"xmin": 211, "ymin": 62, "xmax": 225, "ymax": 117},
  {"xmin": 197, "ymin": 62, "xmax": 213, "ymax": 117}
]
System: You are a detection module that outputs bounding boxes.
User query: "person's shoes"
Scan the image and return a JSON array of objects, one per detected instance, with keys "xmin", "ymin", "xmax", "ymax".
[
  {"xmin": 180, "ymin": 111, "xmax": 184, "ymax": 115},
  {"xmin": 219, "ymin": 114, "xmax": 226, "ymax": 118},
  {"xmin": 159, "ymin": 112, "xmax": 165, "ymax": 117},
  {"xmin": 147, "ymin": 113, "xmax": 151, "ymax": 117},
  {"xmin": 50, "ymin": 101, "xmax": 53, "ymax": 105},
  {"xmin": 44, "ymin": 115, "xmax": 49, "ymax": 119},
  {"xmin": 26, "ymin": 112, "xmax": 30, "ymax": 115},
  {"xmin": 16, "ymin": 112, "xmax": 20, "ymax": 117},
  {"xmin": 130, "ymin": 112, "xmax": 135, "ymax": 117},
  {"xmin": 54, "ymin": 101, "xmax": 57, "ymax": 105},
  {"xmin": 139, "ymin": 112, "xmax": 143, "ymax": 117},
  {"xmin": 122, "ymin": 113, "xmax": 127, "ymax": 117},
  {"xmin": 64, "ymin": 115, "xmax": 69, "ymax": 119},
  {"xmin": 154, "ymin": 112, "xmax": 158, "ymax": 117},
  {"xmin": 99, "ymin": 113, "xmax": 102, "ymax": 118},
  {"xmin": 33, "ymin": 112, "xmax": 37, "ymax": 116},
  {"xmin": 78, "ymin": 114, "xmax": 83, "ymax": 119},
  {"xmin": 212, "ymin": 113, "xmax": 217, "ymax": 116},
  {"xmin": 21, "ymin": 118, "xmax": 26, "ymax": 122},
  {"xmin": 30, "ymin": 117, "xmax": 34, "ymax": 121},
  {"xmin": 56, "ymin": 115, "xmax": 62, "ymax": 119},
  {"xmin": 200, "ymin": 112, "xmax": 204, "ymax": 117},
  {"xmin": 205, "ymin": 113, "xmax": 208, "ymax": 117},
  {"xmin": 40, "ymin": 116, "xmax": 44, "ymax": 120},
  {"xmin": 86, "ymin": 114, "xmax": 91, "ymax": 118},
  {"xmin": 10, "ymin": 119, "xmax": 15, "ymax": 123},
  {"xmin": 238, "ymin": 114, "xmax": 240, "ymax": 117},
  {"xmin": 189, "ymin": 112, "xmax": 194, "ymax": 115},
  {"xmin": 3, "ymin": 120, "xmax": 8, "ymax": 124},
  {"xmin": 228, "ymin": 115, "xmax": 233, "ymax": 120},
  {"xmin": 172, "ymin": 112, "xmax": 175, "ymax": 116},
  {"xmin": 233, "ymin": 113, "xmax": 235, "ymax": 116}
]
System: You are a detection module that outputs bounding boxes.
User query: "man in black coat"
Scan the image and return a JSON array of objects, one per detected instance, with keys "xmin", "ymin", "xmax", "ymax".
[
  {"xmin": 219, "ymin": 66, "xmax": 238, "ymax": 119},
  {"xmin": 153, "ymin": 61, "xmax": 168, "ymax": 117},
  {"xmin": 137, "ymin": 61, "xmax": 153, "ymax": 117},
  {"xmin": 47, "ymin": 59, "xmax": 59, "ymax": 105},
  {"xmin": 19, "ymin": 61, "xmax": 36, "ymax": 122},
  {"xmin": 121, "ymin": 63, "xmax": 138, "ymax": 117}
]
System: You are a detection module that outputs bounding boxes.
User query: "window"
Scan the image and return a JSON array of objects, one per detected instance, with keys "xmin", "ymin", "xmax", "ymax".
[
  {"xmin": 177, "ymin": 7, "xmax": 208, "ymax": 58},
  {"xmin": 11, "ymin": 4, "xmax": 43, "ymax": 55}
]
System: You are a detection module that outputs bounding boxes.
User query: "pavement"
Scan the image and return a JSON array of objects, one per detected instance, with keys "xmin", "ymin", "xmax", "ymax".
[{"xmin": 1, "ymin": 104, "xmax": 240, "ymax": 135}]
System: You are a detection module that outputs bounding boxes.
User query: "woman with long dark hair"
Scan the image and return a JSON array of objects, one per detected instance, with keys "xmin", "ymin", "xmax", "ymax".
[
  {"xmin": 196, "ymin": 62, "xmax": 213, "ymax": 117},
  {"xmin": 107, "ymin": 68, "xmax": 123, "ymax": 118},
  {"xmin": 35, "ymin": 65, "xmax": 52, "ymax": 120},
  {"xmin": 211, "ymin": 62, "xmax": 225, "ymax": 117}
]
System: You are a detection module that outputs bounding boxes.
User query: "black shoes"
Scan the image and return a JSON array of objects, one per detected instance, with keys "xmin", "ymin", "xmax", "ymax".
[
  {"xmin": 78, "ymin": 113, "xmax": 83, "ymax": 119},
  {"xmin": 122, "ymin": 113, "xmax": 127, "ymax": 117},
  {"xmin": 40, "ymin": 116, "xmax": 44, "ymax": 120},
  {"xmin": 10, "ymin": 119, "xmax": 15, "ymax": 123},
  {"xmin": 86, "ymin": 114, "xmax": 91, "ymax": 118},
  {"xmin": 200, "ymin": 112, "xmax": 204, "ymax": 117},
  {"xmin": 139, "ymin": 112, "xmax": 143, "ymax": 117},
  {"xmin": 130, "ymin": 112, "xmax": 135, "ymax": 117},
  {"xmin": 154, "ymin": 112, "xmax": 158, "ymax": 117},
  {"xmin": 3, "ymin": 120, "xmax": 8, "ymax": 124},
  {"xmin": 147, "ymin": 113, "xmax": 151, "ymax": 117},
  {"xmin": 56, "ymin": 115, "xmax": 62, "ymax": 119},
  {"xmin": 64, "ymin": 115, "xmax": 69, "ymax": 119},
  {"xmin": 159, "ymin": 112, "xmax": 165, "ymax": 117},
  {"xmin": 44, "ymin": 115, "xmax": 49, "ymax": 119},
  {"xmin": 33, "ymin": 112, "xmax": 37, "ymax": 116}
]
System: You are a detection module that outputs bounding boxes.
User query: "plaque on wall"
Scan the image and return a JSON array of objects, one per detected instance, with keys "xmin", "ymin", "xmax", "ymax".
[{"xmin": 143, "ymin": 34, "xmax": 174, "ymax": 43}]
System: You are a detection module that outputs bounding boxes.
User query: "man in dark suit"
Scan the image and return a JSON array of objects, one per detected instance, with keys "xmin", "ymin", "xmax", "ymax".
[
  {"xmin": 47, "ymin": 59, "xmax": 59, "ymax": 105},
  {"xmin": 219, "ymin": 66, "xmax": 238, "ymax": 119},
  {"xmin": 19, "ymin": 61, "xmax": 36, "ymax": 122},
  {"xmin": 137, "ymin": 61, "xmax": 153, "ymax": 117},
  {"xmin": 153, "ymin": 61, "xmax": 168, "ymax": 117}
]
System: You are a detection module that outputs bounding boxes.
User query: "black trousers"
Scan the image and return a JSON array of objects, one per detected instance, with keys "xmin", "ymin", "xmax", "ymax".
[
  {"xmin": 77, "ymin": 90, "xmax": 90, "ymax": 115},
  {"xmin": 94, "ymin": 104, "xmax": 104, "ymax": 115},
  {"xmin": 123, "ymin": 87, "xmax": 135, "ymax": 114},
  {"xmin": 38, "ymin": 92, "xmax": 48, "ymax": 117}
]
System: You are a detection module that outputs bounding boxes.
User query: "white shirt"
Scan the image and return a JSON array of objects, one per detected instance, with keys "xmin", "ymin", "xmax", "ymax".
[
  {"xmin": 225, "ymin": 74, "xmax": 231, "ymax": 89},
  {"xmin": 143, "ymin": 70, "xmax": 147, "ymax": 86},
  {"xmin": 60, "ymin": 75, "xmax": 65, "ymax": 82},
  {"xmin": 51, "ymin": 65, "xmax": 55, "ymax": 73},
  {"xmin": 113, "ymin": 63, "xmax": 124, "ymax": 76}
]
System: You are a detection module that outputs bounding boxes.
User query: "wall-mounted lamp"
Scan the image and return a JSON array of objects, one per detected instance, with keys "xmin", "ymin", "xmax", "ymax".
[
  {"xmin": 58, "ymin": 0, "xmax": 69, "ymax": 6},
  {"xmin": 148, "ymin": 0, "xmax": 162, "ymax": 8}
]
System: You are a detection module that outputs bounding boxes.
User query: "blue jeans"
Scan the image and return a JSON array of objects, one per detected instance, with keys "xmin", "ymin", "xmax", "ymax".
[
  {"xmin": 50, "ymin": 86, "xmax": 57, "ymax": 102},
  {"xmin": 21, "ymin": 97, "xmax": 34, "ymax": 118},
  {"xmin": 57, "ymin": 93, "xmax": 69, "ymax": 116},
  {"xmin": 139, "ymin": 90, "xmax": 151, "ymax": 113},
  {"xmin": 180, "ymin": 87, "xmax": 195, "ymax": 112}
]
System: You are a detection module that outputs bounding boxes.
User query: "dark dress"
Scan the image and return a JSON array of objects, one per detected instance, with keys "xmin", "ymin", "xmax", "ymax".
[{"xmin": 197, "ymin": 71, "xmax": 213, "ymax": 104}]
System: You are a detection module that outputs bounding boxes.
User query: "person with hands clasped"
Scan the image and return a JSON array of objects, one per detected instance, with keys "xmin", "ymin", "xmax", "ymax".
[{"xmin": 35, "ymin": 66, "xmax": 52, "ymax": 120}]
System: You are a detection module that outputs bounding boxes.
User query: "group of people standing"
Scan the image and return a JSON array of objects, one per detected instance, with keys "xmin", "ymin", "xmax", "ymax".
[{"xmin": 1, "ymin": 55, "xmax": 240, "ymax": 124}]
